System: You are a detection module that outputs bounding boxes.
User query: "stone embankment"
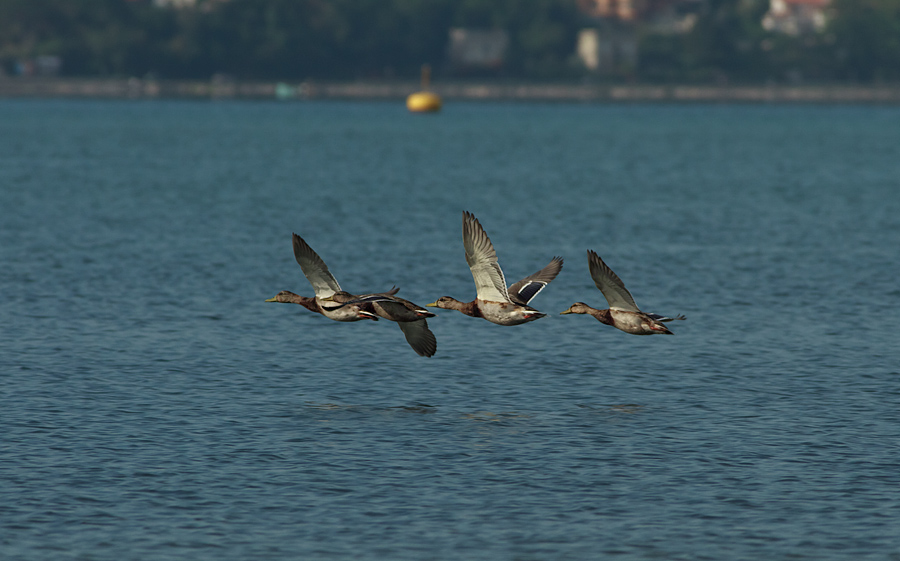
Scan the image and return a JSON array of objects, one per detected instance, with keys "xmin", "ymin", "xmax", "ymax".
[{"xmin": 2, "ymin": 77, "xmax": 899, "ymax": 104}]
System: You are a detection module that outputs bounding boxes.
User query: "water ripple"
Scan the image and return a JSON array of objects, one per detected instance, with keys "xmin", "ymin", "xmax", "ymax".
[{"xmin": 2, "ymin": 100, "xmax": 900, "ymax": 560}]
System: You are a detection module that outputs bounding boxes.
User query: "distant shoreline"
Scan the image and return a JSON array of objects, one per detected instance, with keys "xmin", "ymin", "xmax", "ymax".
[{"xmin": 2, "ymin": 77, "xmax": 900, "ymax": 104}]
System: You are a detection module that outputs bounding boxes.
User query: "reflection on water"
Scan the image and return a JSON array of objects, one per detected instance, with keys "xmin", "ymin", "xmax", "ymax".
[
  {"xmin": 305, "ymin": 401, "xmax": 437, "ymax": 415},
  {"xmin": 461, "ymin": 411, "xmax": 531, "ymax": 422},
  {"xmin": 578, "ymin": 403, "xmax": 645, "ymax": 415},
  {"xmin": 304, "ymin": 403, "xmax": 643, "ymax": 424}
]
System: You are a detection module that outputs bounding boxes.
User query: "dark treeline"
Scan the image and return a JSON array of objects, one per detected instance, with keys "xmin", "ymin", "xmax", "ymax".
[{"xmin": 1, "ymin": 0, "xmax": 899, "ymax": 83}]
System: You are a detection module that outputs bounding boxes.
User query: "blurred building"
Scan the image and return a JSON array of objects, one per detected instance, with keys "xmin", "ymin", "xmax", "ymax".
[
  {"xmin": 762, "ymin": 0, "xmax": 829, "ymax": 35},
  {"xmin": 576, "ymin": 0, "xmax": 701, "ymax": 74},
  {"xmin": 151, "ymin": 0, "xmax": 228, "ymax": 10},
  {"xmin": 152, "ymin": 0, "xmax": 197, "ymax": 7},
  {"xmin": 576, "ymin": 0, "xmax": 701, "ymax": 25},
  {"xmin": 578, "ymin": 0, "xmax": 642, "ymax": 21},
  {"xmin": 447, "ymin": 29, "xmax": 510, "ymax": 74},
  {"xmin": 643, "ymin": 0, "xmax": 702, "ymax": 34},
  {"xmin": 576, "ymin": 27, "xmax": 637, "ymax": 73},
  {"xmin": 11, "ymin": 55, "xmax": 62, "ymax": 77}
]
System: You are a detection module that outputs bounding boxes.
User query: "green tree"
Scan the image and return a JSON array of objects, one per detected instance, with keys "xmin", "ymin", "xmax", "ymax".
[
  {"xmin": 829, "ymin": 0, "xmax": 900, "ymax": 81},
  {"xmin": 682, "ymin": 0, "xmax": 769, "ymax": 81},
  {"xmin": 0, "ymin": 0, "xmax": 175, "ymax": 76},
  {"xmin": 637, "ymin": 0, "xmax": 771, "ymax": 82}
]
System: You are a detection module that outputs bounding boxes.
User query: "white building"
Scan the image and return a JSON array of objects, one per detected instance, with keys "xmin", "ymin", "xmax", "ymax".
[
  {"xmin": 762, "ymin": 0, "xmax": 829, "ymax": 35},
  {"xmin": 447, "ymin": 29, "xmax": 510, "ymax": 71}
]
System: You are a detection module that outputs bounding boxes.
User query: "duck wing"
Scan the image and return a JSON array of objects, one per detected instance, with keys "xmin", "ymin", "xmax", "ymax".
[
  {"xmin": 329, "ymin": 286, "xmax": 401, "ymax": 305},
  {"xmin": 646, "ymin": 313, "xmax": 686, "ymax": 322},
  {"xmin": 508, "ymin": 256, "xmax": 563, "ymax": 305},
  {"xmin": 379, "ymin": 286, "xmax": 401, "ymax": 297},
  {"xmin": 397, "ymin": 319, "xmax": 437, "ymax": 357},
  {"xmin": 372, "ymin": 298, "xmax": 435, "ymax": 321},
  {"xmin": 391, "ymin": 297, "xmax": 436, "ymax": 319},
  {"xmin": 292, "ymin": 233, "xmax": 341, "ymax": 299},
  {"xmin": 587, "ymin": 250, "xmax": 640, "ymax": 312},
  {"xmin": 462, "ymin": 211, "xmax": 511, "ymax": 303}
]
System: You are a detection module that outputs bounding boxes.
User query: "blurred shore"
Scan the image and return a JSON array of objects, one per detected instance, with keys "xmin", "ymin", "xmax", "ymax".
[{"xmin": 2, "ymin": 76, "xmax": 900, "ymax": 104}]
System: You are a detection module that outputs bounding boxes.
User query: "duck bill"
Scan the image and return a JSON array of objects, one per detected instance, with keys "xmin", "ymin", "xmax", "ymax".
[{"xmin": 425, "ymin": 302, "xmax": 438, "ymax": 307}]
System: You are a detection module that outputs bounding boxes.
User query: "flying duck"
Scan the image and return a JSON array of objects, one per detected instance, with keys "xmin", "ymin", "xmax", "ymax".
[
  {"xmin": 267, "ymin": 233, "xmax": 436, "ymax": 356},
  {"xmin": 427, "ymin": 211, "xmax": 562, "ymax": 326},
  {"xmin": 560, "ymin": 249, "xmax": 685, "ymax": 335}
]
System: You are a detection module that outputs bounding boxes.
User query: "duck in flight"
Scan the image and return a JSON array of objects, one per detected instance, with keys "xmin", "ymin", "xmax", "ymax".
[
  {"xmin": 266, "ymin": 233, "xmax": 437, "ymax": 356},
  {"xmin": 324, "ymin": 290, "xmax": 437, "ymax": 357},
  {"xmin": 427, "ymin": 211, "xmax": 562, "ymax": 326},
  {"xmin": 560, "ymin": 249, "xmax": 685, "ymax": 335}
]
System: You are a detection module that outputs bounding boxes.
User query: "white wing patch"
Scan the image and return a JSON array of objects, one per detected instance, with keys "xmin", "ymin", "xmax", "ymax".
[
  {"xmin": 462, "ymin": 212, "xmax": 511, "ymax": 303},
  {"xmin": 508, "ymin": 256, "xmax": 563, "ymax": 305}
]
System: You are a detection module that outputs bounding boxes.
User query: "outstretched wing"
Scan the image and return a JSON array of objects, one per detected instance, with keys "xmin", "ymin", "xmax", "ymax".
[
  {"xmin": 508, "ymin": 256, "xmax": 563, "ymax": 305},
  {"xmin": 333, "ymin": 286, "xmax": 400, "ymax": 303},
  {"xmin": 397, "ymin": 320, "xmax": 437, "ymax": 357},
  {"xmin": 587, "ymin": 250, "xmax": 639, "ymax": 312},
  {"xmin": 462, "ymin": 211, "xmax": 510, "ymax": 303},
  {"xmin": 646, "ymin": 313, "xmax": 686, "ymax": 322},
  {"xmin": 292, "ymin": 233, "xmax": 341, "ymax": 299}
]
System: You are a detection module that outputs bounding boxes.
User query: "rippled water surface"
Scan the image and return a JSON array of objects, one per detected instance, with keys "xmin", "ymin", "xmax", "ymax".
[{"xmin": 2, "ymin": 99, "xmax": 900, "ymax": 560}]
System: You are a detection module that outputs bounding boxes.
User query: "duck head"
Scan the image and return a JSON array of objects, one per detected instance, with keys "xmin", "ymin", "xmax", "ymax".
[
  {"xmin": 560, "ymin": 302, "xmax": 591, "ymax": 315},
  {"xmin": 426, "ymin": 296, "xmax": 465, "ymax": 310}
]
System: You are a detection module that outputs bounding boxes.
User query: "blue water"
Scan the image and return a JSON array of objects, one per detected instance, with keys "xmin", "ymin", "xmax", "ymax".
[{"xmin": 2, "ymin": 99, "xmax": 900, "ymax": 560}]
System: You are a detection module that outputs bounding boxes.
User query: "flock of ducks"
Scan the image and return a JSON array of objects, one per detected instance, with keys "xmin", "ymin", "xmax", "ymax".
[{"xmin": 267, "ymin": 211, "xmax": 685, "ymax": 357}]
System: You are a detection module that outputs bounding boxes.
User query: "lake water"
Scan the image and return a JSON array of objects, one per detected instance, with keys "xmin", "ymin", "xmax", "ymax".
[{"xmin": 2, "ymin": 99, "xmax": 899, "ymax": 560}]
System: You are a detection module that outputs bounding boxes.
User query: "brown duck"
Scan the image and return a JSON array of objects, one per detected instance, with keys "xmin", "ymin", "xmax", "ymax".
[
  {"xmin": 427, "ymin": 211, "xmax": 562, "ymax": 326},
  {"xmin": 561, "ymin": 250, "xmax": 685, "ymax": 335},
  {"xmin": 267, "ymin": 233, "xmax": 436, "ymax": 356}
]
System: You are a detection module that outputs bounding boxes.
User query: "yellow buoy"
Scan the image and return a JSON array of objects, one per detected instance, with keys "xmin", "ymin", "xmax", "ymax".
[
  {"xmin": 407, "ymin": 91, "xmax": 442, "ymax": 113},
  {"xmin": 407, "ymin": 64, "xmax": 442, "ymax": 113}
]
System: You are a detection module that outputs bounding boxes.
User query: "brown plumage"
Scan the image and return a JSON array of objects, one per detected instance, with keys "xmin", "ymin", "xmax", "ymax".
[
  {"xmin": 265, "ymin": 290, "xmax": 378, "ymax": 321},
  {"xmin": 427, "ymin": 211, "xmax": 562, "ymax": 326},
  {"xmin": 327, "ymin": 291, "xmax": 437, "ymax": 357},
  {"xmin": 560, "ymin": 250, "xmax": 685, "ymax": 335},
  {"xmin": 266, "ymin": 233, "xmax": 437, "ymax": 356}
]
